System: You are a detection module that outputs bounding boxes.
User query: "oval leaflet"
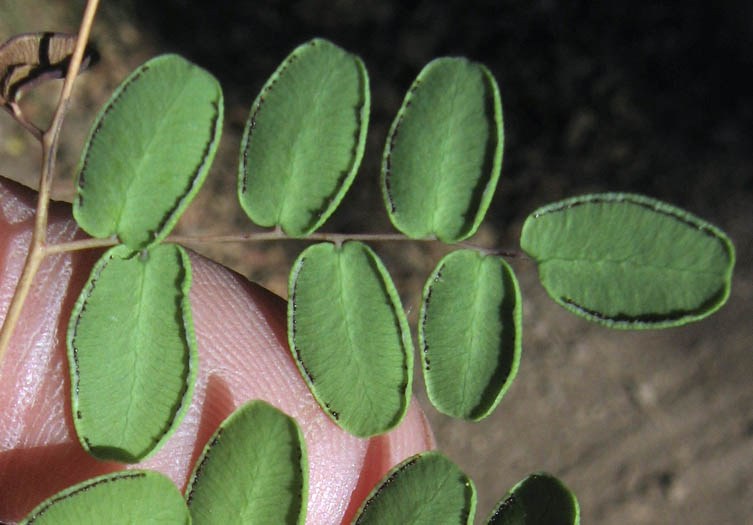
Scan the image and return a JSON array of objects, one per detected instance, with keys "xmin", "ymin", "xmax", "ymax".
[
  {"xmin": 73, "ymin": 53, "xmax": 223, "ymax": 250},
  {"xmin": 352, "ymin": 451, "xmax": 476, "ymax": 524},
  {"xmin": 186, "ymin": 400, "xmax": 308, "ymax": 525},
  {"xmin": 420, "ymin": 250, "xmax": 522, "ymax": 421},
  {"xmin": 486, "ymin": 472, "xmax": 579, "ymax": 525},
  {"xmin": 20, "ymin": 471, "xmax": 190, "ymax": 524},
  {"xmin": 239, "ymin": 38, "xmax": 370, "ymax": 237},
  {"xmin": 520, "ymin": 193, "xmax": 735, "ymax": 328},
  {"xmin": 67, "ymin": 243, "xmax": 197, "ymax": 463},
  {"xmin": 288, "ymin": 241, "xmax": 412, "ymax": 437},
  {"xmin": 381, "ymin": 57, "xmax": 503, "ymax": 243}
]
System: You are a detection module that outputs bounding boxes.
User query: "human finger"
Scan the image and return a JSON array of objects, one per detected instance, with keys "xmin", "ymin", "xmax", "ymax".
[{"xmin": 0, "ymin": 176, "xmax": 434, "ymax": 523}]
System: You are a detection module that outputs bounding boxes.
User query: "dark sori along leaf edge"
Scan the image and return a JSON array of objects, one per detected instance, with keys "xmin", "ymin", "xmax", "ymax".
[{"xmin": 0, "ymin": 20, "xmax": 734, "ymax": 524}]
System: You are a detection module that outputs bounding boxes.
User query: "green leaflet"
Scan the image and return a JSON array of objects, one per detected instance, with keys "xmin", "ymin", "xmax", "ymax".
[
  {"xmin": 73, "ymin": 54, "xmax": 223, "ymax": 250},
  {"xmin": 420, "ymin": 250, "xmax": 521, "ymax": 421},
  {"xmin": 67, "ymin": 244, "xmax": 197, "ymax": 462},
  {"xmin": 20, "ymin": 471, "xmax": 190, "ymax": 524},
  {"xmin": 288, "ymin": 241, "xmax": 412, "ymax": 437},
  {"xmin": 381, "ymin": 57, "xmax": 503, "ymax": 243},
  {"xmin": 352, "ymin": 451, "xmax": 476, "ymax": 524},
  {"xmin": 239, "ymin": 38, "xmax": 370, "ymax": 237},
  {"xmin": 186, "ymin": 400, "xmax": 308, "ymax": 524},
  {"xmin": 486, "ymin": 473, "xmax": 579, "ymax": 525},
  {"xmin": 520, "ymin": 193, "xmax": 736, "ymax": 328}
]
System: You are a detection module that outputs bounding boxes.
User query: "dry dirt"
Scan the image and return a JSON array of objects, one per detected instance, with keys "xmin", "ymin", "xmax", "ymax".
[{"xmin": 2, "ymin": 1, "xmax": 752, "ymax": 523}]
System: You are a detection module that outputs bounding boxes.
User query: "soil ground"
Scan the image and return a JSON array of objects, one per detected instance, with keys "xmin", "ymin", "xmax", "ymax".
[{"xmin": 2, "ymin": 2, "xmax": 752, "ymax": 523}]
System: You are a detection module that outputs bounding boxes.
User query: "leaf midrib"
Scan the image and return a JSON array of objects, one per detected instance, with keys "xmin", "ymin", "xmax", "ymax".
[
  {"xmin": 115, "ymin": 71, "xmax": 195, "ymax": 238},
  {"xmin": 278, "ymin": 51, "xmax": 338, "ymax": 229},
  {"xmin": 335, "ymin": 249, "xmax": 380, "ymax": 422},
  {"xmin": 124, "ymin": 257, "xmax": 148, "ymax": 439},
  {"xmin": 459, "ymin": 256, "xmax": 484, "ymax": 413},
  {"xmin": 430, "ymin": 65, "xmax": 463, "ymax": 236},
  {"xmin": 540, "ymin": 255, "xmax": 727, "ymax": 277}
]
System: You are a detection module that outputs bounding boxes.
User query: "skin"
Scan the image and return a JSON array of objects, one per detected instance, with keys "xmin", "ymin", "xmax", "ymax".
[{"xmin": 0, "ymin": 176, "xmax": 434, "ymax": 524}]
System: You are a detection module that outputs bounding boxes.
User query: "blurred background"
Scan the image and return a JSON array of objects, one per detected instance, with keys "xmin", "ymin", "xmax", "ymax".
[{"xmin": 2, "ymin": 1, "xmax": 752, "ymax": 523}]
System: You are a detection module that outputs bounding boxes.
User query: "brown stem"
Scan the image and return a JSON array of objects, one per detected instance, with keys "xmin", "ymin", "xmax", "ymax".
[
  {"xmin": 168, "ymin": 231, "xmax": 419, "ymax": 245},
  {"xmin": 0, "ymin": 0, "xmax": 100, "ymax": 376},
  {"xmin": 45, "ymin": 229, "xmax": 526, "ymax": 257},
  {"xmin": 44, "ymin": 235, "xmax": 119, "ymax": 255},
  {"xmin": 38, "ymin": 0, "xmax": 101, "ymax": 234},
  {"xmin": 3, "ymin": 101, "xmax": 44, "ymax": 141}
]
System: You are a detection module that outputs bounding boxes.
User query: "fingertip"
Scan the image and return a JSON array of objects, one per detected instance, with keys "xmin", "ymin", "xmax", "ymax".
[
  {"xmin": 342, "ymin": 400, "xmax": 436, "ymax": 524},
  {"xmin": 1, "ymin": 175, "xmax": 437, "ymax": 524},
  {"xmin": 0, "ymin": 177, "xmax": 112, "ymax": 522}
]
